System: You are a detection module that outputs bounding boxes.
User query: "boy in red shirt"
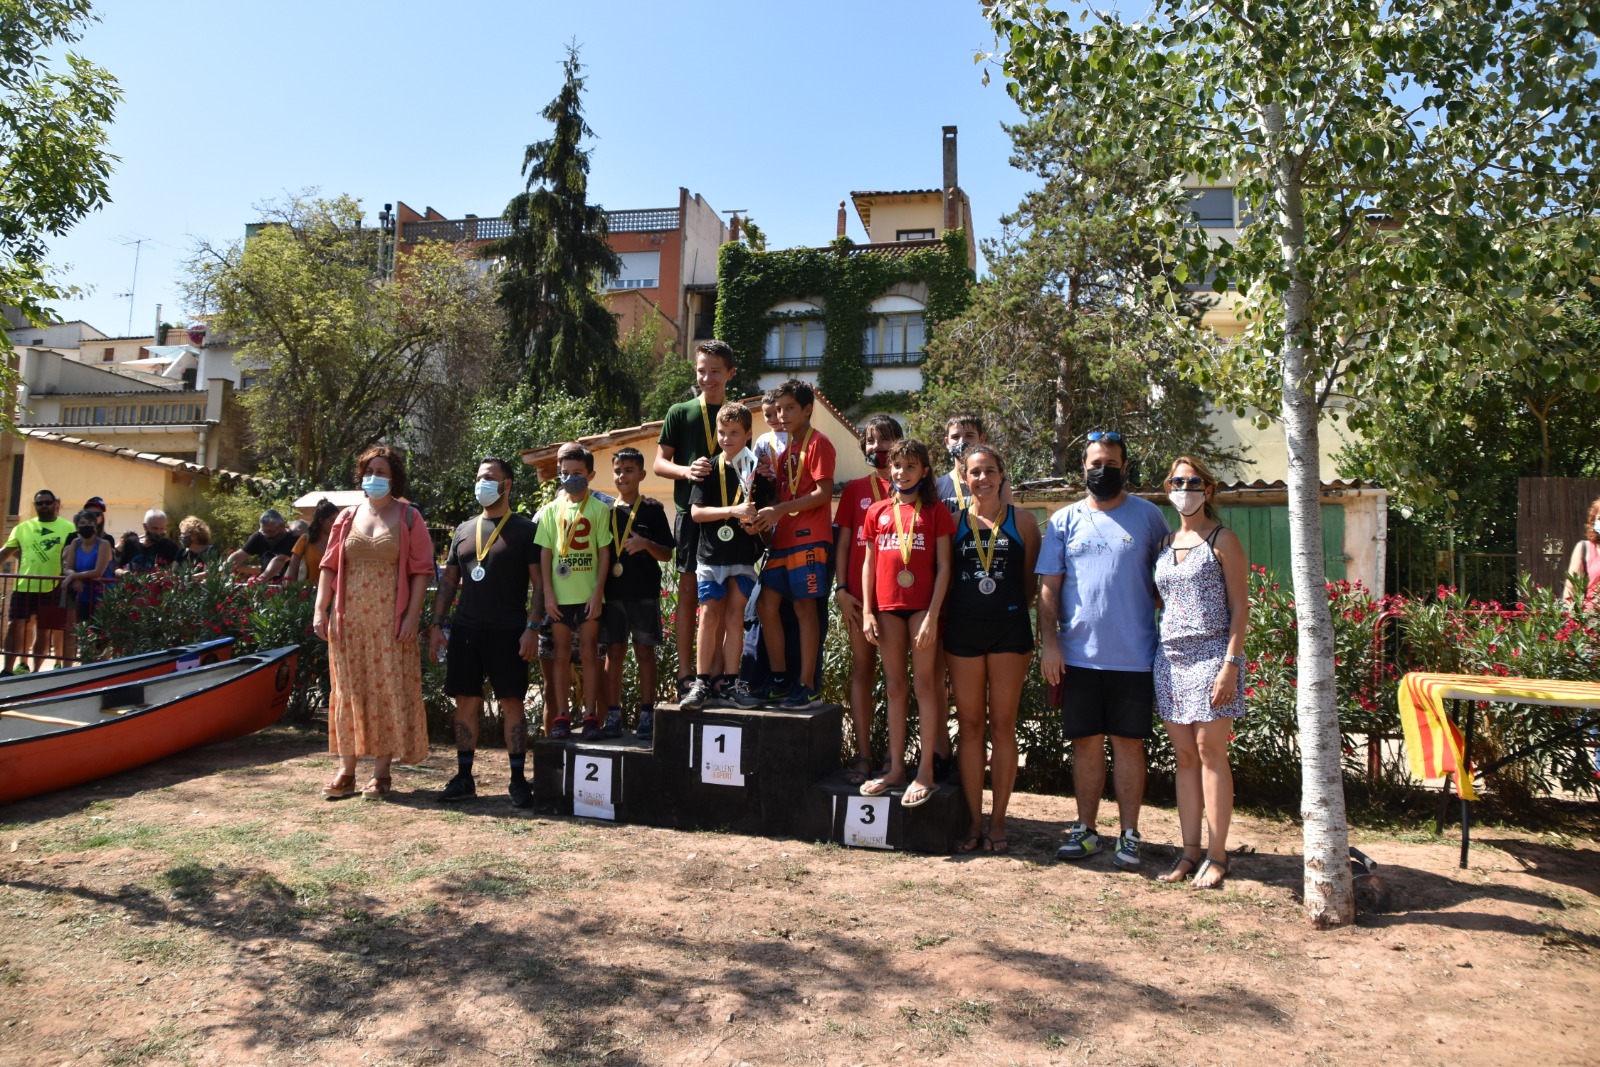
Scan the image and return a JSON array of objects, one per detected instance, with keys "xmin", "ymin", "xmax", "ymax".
[
  {"xmin": 751, "ymin": 378, "xmax": 835, "ymax": 708},
  {"xmin": 833, "ymin": 413, "xmax": 902, "ymax": 781}
]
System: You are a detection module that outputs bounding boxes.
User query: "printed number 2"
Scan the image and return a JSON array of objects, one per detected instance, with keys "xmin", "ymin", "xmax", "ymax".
[
  {"xmin": 713, "ymin": 733, "xmax": 726, "ymax": 754},
  {"xmin": 583, "ymin": 762, "xmax": 600, "ymax": 782},
  {"xmin": 859, "ymin": 803, "xmax": 876, "ymax": 825}
]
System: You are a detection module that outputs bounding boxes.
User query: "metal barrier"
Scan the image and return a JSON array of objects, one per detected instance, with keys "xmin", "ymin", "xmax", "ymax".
[{"xmin": 0, "ymin": 571, "xmax": 112, "ymax": 669}]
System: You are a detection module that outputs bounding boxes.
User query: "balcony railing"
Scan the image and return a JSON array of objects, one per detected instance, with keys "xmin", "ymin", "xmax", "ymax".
[{"xmin": 402, "ymin": 207, "xmax": 681, "ymax": 245}]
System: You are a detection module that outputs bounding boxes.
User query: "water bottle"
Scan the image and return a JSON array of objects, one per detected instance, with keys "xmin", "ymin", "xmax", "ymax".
[{"xmin": 436, "ymin": 622, "xmax": 450, "ymax": 663}]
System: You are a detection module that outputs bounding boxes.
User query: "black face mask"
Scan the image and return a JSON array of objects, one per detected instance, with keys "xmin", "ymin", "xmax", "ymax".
[
  {"xmin": 1085, "ymin": 465, "xmax": 1125, "ymax": 501},
  {"xmin": 947, "ymin": 442, "xmax": 969, "ymax": 465},
  {"xmin": 76, "ymin": 526, "xmax": 96, "ymax": 540}
]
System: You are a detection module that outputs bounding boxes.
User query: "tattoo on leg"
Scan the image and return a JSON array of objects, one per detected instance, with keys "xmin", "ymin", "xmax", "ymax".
[
  {"xmin": 455, "ymin": 719, "xmax": 477, "ymax": 750},
  {"xmin": 509, "ymin": 718, "xmax": 528, "ymax": 756}
]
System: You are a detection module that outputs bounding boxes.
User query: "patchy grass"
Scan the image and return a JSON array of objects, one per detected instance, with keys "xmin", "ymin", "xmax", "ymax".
[
  {"xmin": 159, "ymin": 860, "xmax": 217, "ymax": 902},
  {"xmin": 0, "ymin": 957, "xmax": 21, "ymax": 985},
  {"xmin": 898, "ymin": 998, "xmax": 992, "ymax": 1054},
  {"xmin": 103, "ymin": 1022, "xmax": 192, "ymax": 1067}
]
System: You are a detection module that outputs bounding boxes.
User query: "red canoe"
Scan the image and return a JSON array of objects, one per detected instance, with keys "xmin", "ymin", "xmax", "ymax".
[
  {"xmin": 0, "ymin": 644, "xmax": 298, "ymax": 805},
  {"xmin": 0, "ymin": 638, "xmax": 234, "ymax": 703}
]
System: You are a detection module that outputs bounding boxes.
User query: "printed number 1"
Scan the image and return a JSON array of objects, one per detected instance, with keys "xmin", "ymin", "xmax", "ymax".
[
  {"xmin": 859, "ymin": 803, "xmax": 876, "ymax": 825},
  {"xmin": 713, "ymin": 733, "xmax": 726, "ymax": 754},
  {"xmin": 583, "ymin": 762, "xmax": 599, "ymax": 782}
]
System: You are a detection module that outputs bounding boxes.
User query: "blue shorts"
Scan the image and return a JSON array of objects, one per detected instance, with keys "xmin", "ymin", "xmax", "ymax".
[
  {"xmin": 762, "ymin": 542, "xmax": 829, "ymax": 600},
  {"xmin": 698, "ymin": 573, "xmax": 755, "ymax": 602}
]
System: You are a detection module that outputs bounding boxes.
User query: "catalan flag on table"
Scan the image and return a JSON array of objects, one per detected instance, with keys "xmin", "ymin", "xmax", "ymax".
[{"xmin": 1398, "ymin": 673, "xmax": 1600, "ymax": 802}]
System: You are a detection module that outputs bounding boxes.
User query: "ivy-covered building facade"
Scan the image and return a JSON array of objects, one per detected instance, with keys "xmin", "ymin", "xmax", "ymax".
[{"xmin": 713, "ymin": 127, "xmax": 976, "ymax": 413}]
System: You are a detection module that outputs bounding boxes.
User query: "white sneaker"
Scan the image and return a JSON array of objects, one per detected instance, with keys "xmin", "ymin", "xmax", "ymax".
[{"xmin": 1113, "ymin": 828, "xmax": 1142, "ymax": 870}]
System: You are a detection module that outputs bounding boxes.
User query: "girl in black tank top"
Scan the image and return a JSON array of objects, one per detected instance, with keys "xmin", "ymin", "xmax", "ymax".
[{"xmin": 943, "ymin": 446, "xmax": 1042, "ymax": 856}]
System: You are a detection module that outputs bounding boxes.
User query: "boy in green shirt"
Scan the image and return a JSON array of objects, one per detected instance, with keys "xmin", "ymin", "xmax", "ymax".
[{"xmin": 534, "ymin": 443, "xmax": 614, "ymax": 740}]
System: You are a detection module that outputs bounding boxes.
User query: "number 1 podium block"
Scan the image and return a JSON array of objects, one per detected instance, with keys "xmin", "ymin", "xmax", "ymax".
[
  {"xmin": 795, "ymin": 770, "xmax": 966, "ymax": 853},
  {"xmin": 651, "ymin": 703, "xmax": 843, "ymax": 835},
  {"xmin": 530, "ymin": 735, "xmax": 663, "ymax": 824}
]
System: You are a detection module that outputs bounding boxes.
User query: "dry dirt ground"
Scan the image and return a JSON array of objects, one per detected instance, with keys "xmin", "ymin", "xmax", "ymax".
[{"xmin": 2, "ymin": 726, "xmax": 1597, "ymax": 1067}]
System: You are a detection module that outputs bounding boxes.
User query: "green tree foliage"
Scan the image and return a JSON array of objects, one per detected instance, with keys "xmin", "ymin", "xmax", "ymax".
[
  {"xmin": 986, "ymin": 0, "xmax": 1600, "ymax": 927},
  {"xmin": 420, "ymin": 383, "xmax": 603, "ymax": 525},
  {"xmin": 186, "ymin": 194, "xmax": 503, "ymax": 486},
  {"xmin": 0, "ymin": 0, "xmax": 120, "ymax": 387},
  {"xmin": 917, "ymin": 114, "xmax": 1232, "ymax": 482},
  {"xmin": 486, "ymin": 45, "xmax": 637, "ymax": 423},
  {"xmin": 737, "ymin": 216, "xmax": 768, "ymax": 252}
]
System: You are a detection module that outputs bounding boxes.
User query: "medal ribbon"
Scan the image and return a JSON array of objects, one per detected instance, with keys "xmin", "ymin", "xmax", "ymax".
[
  {"xmin": 952, "ymin": 475, "xmax": 967, "ymax": 511},
  {"xmin": 697, "ymin": 393, "xmax": 715, "ymax": 456},
  {"xmin": 969, "ymin": 505, "xmax": 1000, "ymax": 575},
  {"xmin": 475, "ymin": 510, "xmax": 513, "ymax": 567},
  {"xmin": 784, "ymin": 427, "xmax": 815, "ymax": 497},
  {"xmin": 891, "ymin": 499, "xmax": 921, "ymax": 570},
  {"xmin": 870, "ymin": 475, "xmax": 885, "ymax": 503},
  {"xmin": 555, "ymin": 493, "xmax": 589, "ymax": 562},
  {"xmin": 717, "ymin": 453, "xmax": 746, "ymax": 508},
  {"xmin": 610, "ymin": 500, "xmax": 640, "ymax": 556}
]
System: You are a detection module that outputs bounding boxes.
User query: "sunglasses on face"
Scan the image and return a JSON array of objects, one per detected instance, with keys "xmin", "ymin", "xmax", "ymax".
[
  {"xmin": 1168, "ymin": 476, "xmax": 1206, "ymax": 491},
  {"xmin": 1087, "ymin": 431, "xmax": 1123, "ymax": 444}
]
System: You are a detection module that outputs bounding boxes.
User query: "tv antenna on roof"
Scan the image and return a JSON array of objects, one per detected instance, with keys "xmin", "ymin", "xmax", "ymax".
[{"xmin": 112, "ymin": 234, "xmax": 157, "ymax": 335}]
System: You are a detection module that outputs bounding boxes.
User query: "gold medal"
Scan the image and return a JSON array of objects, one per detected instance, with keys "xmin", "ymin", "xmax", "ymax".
[
  {"xmin": 784, "ymin": 427, "xmax": 815, "ymax": 497},
  {"xmin": 890, "ymin": 497, "xmax": 921, "ymax": 585},
  {"xmin": 611, "ymin": 562, "xmax": 624, "ymax": 578},
  {"xmin": 897, "ymin": 569, "xmax": 915, "ymax": 589}
]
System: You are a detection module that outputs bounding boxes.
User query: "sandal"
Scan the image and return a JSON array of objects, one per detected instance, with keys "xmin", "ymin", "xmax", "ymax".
[
  {"xmin": 860, "ymin": 776, "xmax": 900, "ymax": 797},
  {"xmin": 322, "ymin": 773, "xmax": 356, "ymax": 800},
  {"xmin": 955, "ymin": 833, "xmax": 988, "ymax": 855},
  {"xmin": 360, "ymin": 776, "xmax": 391, "ymax": 802},
  {"xmin": 843, "ymin": 756, "xmax": 874, "ymax": 787},
  {"xmin": 1193, "ymin": 856, "xmax": 1230, "ymax": 890},
  {"xmin": 986, "ymin": 837, "xmax": 1010, "ymax": 855},
  {"xmin": 1159, "ymin": 847, "xmax": 1204, "ymax": 884},
  {"xmin": 901, "ymin": 781, "xmax": 936, "ymax": 809}
]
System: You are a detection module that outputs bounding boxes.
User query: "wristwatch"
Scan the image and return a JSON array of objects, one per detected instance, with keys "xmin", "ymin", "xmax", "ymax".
[{"xmin": 1227, "ymin": 654, "xmax": 1245, "ymax": 669}]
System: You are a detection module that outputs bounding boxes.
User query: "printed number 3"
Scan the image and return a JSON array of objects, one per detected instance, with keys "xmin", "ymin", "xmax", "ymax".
[
  {"xmin": 859, "ymin": 803, "xmax": 876, "ymax": 825},
  {"xmin": 583, "ymin": 762, "xmax": 599, "ymax": 782}
]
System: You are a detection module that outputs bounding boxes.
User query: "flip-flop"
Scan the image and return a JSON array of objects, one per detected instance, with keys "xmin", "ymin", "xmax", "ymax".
[
  {"xmin": 843, "ymin": 757, "xmax": 873, "ymax": 786},
  {"xmin": 1193, "ymin": 857, "xmax": 1230, "ymax": 890},
  {"xmin": 954, "ymin": 833, "xmax": 987, "ymax": 854},
  {"xmin": 987, "ymin": 837, "xmax": 1010, "ymax": 855},
  {"xmin": 901, "ymin": 781, "xmax": 936, "ymax": 809},
  {"xmin": 861, "ymin": 777, "xmax": 900, "ymax": 797}
]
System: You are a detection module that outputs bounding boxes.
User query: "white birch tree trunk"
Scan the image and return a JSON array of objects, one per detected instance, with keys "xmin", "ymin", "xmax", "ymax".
[{"xmin": 1262, "ymin": 101, "xmax": 1356, "ymax": 927}]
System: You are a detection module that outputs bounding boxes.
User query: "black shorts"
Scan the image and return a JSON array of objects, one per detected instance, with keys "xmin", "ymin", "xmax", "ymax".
[
  {"xmin": 943, "ymin": 612, "xmax": 1034, "ymax": 659},
  {"xmin": 1059, "ymin": 665, "xmax": 1155, "ymax": 741},
  {"xmin": 543, "ymin": 602, "xmax": 596, "ymax": 631},
  {"xmin": 445, "ymin": 625, "xmax": 530, "ymax": 699},
  {"xmin": 673, "ymin": 511, "xmax": 699, "ymax": 575},
  {"xmin": 8, "ymin": 590, "xmax": 47, "ymax": 621},
  {"xmin": 600, "ymin": 596, "xmax": 662, "ymax": 648}
]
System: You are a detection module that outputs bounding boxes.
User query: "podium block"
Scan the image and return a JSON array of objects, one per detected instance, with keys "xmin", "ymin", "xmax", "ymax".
[
  {"xmin": 530, "ymin": 735, "xmax": 662, "ymax": 824},
  {"xmin": 652, "ymin": 702, "xmax": 843, "ymax": 835},
  {"xmin": 795, "ymin": 770, "xmax": 966, "ymax": 854}
]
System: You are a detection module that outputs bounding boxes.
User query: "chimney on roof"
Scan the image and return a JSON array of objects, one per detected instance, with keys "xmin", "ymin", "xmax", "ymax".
[
  {"xmin": 836, "ymin": 201, "xmax": 847, "ymax": 238},
  {"xmin": 728, "ymin": 214, "xmax": 742, "ymax": 244},
  {"xmin": 942, "ymin": 126, "xmax": 960, "ymax": 232}
]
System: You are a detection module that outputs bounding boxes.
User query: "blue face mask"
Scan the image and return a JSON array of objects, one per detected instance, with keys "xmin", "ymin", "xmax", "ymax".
[
  {"xmin": 474, "ymin": 479, "xmax": 503, "ymax": 507},
  {"xmin": 896, "ymin": 477, "xmax": 924, "ymax": 495},
  {"xmin": 362, "ymin": 474, "xmax": 391, "ymax": 499},
  {"xmin": 559, "ymin": 473, "xmax": 588, "ymax": 496}
]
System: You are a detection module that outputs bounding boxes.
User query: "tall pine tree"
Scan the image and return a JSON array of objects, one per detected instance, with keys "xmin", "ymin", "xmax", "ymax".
[{"xmin": 489, "ymin": 45, "xmax": 638, "ymax": 421}]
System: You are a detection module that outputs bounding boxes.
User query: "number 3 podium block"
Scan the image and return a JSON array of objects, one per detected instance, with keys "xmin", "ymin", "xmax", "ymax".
[
  {"xmin": 795, "ymin": 770, "xmax": 966, "ymax": 853},
  {"xmin": 651, "ymin": 703, "xmax": 843, "ymax": 835},
  {"xmin": 530, "ymin": 735, "xmax": 663, "ymax": 824}
]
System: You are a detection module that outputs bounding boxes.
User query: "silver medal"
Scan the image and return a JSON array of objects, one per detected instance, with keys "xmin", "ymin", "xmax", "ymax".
[
  {"xmin": 978, "ymin": 576, "xmax": 997, "ymax": 596},
  {"xmin": 717, "ymin": 525, "xmax": 735, "ymax": 542},
  {"xmin": 555, "ymin": 560, "xmax": 572, "ymax": 578},
  {"xmin": 611, "ymin": 562, "xmax": 624, "ymax": 578},
  {"xmin": 470, "ymin": 565, "xmax": 486, "ymax": 582}
]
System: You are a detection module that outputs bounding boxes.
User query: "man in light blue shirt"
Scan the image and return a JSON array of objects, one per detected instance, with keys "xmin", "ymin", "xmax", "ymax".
[{"xmin": 1036, "ymin": 431, "xmax": 1170, "ymax": 870}]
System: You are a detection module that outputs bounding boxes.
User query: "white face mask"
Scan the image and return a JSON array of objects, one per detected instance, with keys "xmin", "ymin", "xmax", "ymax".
[
  {"xmin": 1593, "ymin": 519, "xmax": 1600, "ymax": 536},
  {"xmin": 1169, "ymin": 489, "xmax": 1206, "ymax": 516},
  {"xmin": 474, "ymin": 479, "xmax": 504, "ymax": 507}
]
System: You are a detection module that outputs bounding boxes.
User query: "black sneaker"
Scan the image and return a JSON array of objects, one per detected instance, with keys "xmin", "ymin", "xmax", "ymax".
[
  {"xmin": 601, "ymin": 710, "xmax": 624, "ymax": 738},
  {"xmin": 723, "ymin": 678, "xmax": 760, "ymax": 710},
  {"xmin": 782, "ymin": 686, "xmax": 822, "ymax": 710},
  {"xmin": 580, "ymin": 717, "xmax": 602, "ymax": 741},
  {"xmin": 438, "ymin": 772, "xmax": 476, "ymax": 803},
  {"xmin": 681, "ymin": 678, "xmax": 712, "ymax": 710},
  {"xmin": 635, "ymin": 709, "xmax": 654, "ymax": 740},
  {"xmin": 508, "ymin": 776, "xmax": 533, "ymax": 809},
  {"xmin": 758, "ymin": 681, "xmax": 791, "ymax": 707},
  {"xmin": 548, "ymin": 717, "xmax": 572, "ymax": 740}
]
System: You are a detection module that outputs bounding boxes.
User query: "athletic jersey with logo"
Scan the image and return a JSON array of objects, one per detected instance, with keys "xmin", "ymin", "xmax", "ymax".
[
  {"xmin": 532, "ymin": 494, "xmax": 614, "ymax": 605},
  {"xmin": 836, "ymin": 473, "xmax": 891, "ymax": 598},
  {"xmin": 4, "ymin": 518, "xmax": 74, "ymax": 592},
  {"xmin": 950, "ymin": 505, "xmax": 1028, "ymax": 621},
  {"xmin": 772, "ymin": 428, "xmax": 836, "ymax": 552},
  {"xmin": 862, "ymin": 497, "xmax": 956, "ymax": 613}
]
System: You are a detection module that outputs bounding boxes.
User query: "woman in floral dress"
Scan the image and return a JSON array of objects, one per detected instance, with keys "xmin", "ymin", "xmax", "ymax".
[
  {"xmin": 1153, "ymin": 456, "xmax": 1249, "ymax": 889},
  {"xmin": 313, "ymin": 445, "xmax": 435, "ymax": 800}
]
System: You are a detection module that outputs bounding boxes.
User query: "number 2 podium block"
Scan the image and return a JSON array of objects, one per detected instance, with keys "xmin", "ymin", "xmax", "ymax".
[
  {"xmin": 530, "ymin": 735, "xmax": 663, "ymax": 824},
  {"xmin": 652, "ymin": 703, "xmax": 843, "ymax": 835},
  {"xmin": 795, "ymin": 770, "xmax": 966, "ymax": 853}
]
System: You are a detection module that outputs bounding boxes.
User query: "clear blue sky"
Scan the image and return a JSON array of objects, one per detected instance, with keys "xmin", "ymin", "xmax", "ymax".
[{"xmin": 44, "ymin": 0, "xmax": 1035, "ymax": 337}]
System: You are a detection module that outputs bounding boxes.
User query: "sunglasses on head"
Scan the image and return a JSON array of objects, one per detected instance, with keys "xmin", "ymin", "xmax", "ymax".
[
  {"xmin": 1087, "ymin": 431, "xmax": 1123, "ymax": 444},
  {"xmin": 1168, "ymin": 476, "xmax": 1205, "ymax": 491}
]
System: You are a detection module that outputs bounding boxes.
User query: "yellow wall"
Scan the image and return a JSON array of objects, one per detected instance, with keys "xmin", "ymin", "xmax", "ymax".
[
  {"xmin": 19, "ymin": 439, "xmax": 213, "ymax": 535},
  {"xmin": 860, "ymin": 196, "xmax": 943, "ymax": 244}
]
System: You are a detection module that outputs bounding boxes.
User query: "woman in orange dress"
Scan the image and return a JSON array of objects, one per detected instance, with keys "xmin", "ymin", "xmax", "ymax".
[{"xmin": 313, "ymin": 445, "xmax": 435, "ymax": 800}]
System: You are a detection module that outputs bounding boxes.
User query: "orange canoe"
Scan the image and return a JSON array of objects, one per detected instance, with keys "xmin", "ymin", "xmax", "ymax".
[
  {"xmin": 0, "ymin": 645, "xmax": 297, "ymax": 805},
  {"xmin": 0, "ymin": 638, "xmax": 234, "ymax": 704}
]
